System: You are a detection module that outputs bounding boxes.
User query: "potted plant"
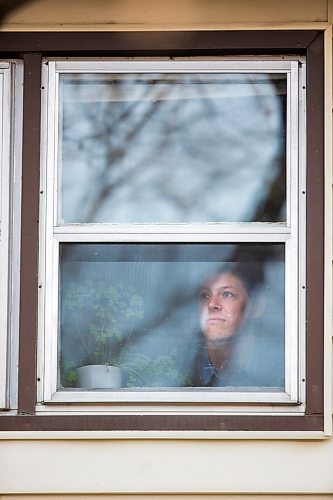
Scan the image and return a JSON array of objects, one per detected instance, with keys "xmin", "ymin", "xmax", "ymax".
[{"xmin": 60, "ymin": 280, "xmax": 144, "ymax": 389}]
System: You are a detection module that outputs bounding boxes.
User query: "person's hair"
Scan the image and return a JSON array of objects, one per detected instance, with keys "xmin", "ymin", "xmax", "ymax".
[{"xmin": 216, "ymin": 261, "xmax": 264, "ymax": 296}]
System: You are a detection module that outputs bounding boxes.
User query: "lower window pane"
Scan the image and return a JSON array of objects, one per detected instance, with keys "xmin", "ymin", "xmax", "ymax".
[{"xmin": 59, "ymin": 243, "xmax": 285, "ymax": 391}]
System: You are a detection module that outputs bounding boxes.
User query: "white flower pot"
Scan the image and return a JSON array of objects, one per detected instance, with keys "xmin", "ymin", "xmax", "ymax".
[{"xmin": 76, "ymin": 364, "xmax": 122, "ymax": 389}]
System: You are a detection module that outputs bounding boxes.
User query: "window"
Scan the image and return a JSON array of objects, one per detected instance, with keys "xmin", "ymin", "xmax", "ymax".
[
  {"xmin": 39, "ymin": 58, "xmax": 302, "ymax": 409},
  {"xmin": 0, "ymin": 31, "xmax": 326, "ymax": 432},
  {"xmin": 0, "ymin": 61, "xmax": 22, "ymax": 411}
]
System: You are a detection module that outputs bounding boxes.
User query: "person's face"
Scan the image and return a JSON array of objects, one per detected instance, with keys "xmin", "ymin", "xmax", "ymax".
[{"xmin": 199, "ymin": 272, "xmax": 249, "ymax": 342}]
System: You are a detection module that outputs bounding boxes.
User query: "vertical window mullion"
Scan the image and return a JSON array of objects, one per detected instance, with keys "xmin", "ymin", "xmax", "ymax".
[
  {"xmin": 285, "ymin": 61, "xmax": 301, "ymax": 402},
  {"xmin": 37, "ymin": 61, "xmax": 58, "ymax": 403},
  {"xmin": 305, "ymin": 33, "xmax": 325, "ymax": 416},
  {"xmin": 17, "ymin": 53, "xmax": 42, "ymax": 415}
]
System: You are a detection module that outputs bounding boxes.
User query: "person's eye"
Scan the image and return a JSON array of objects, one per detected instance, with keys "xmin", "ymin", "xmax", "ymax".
[
  {"xmin": 199, "ymin": 290, "xmax": 210, "ymax": 300},
  {"xmin": 221, "ymin": 290, "xmax": 235, "ymax": 298}
]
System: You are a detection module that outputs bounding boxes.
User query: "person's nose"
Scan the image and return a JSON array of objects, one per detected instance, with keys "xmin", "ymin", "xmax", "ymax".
[{"xmin": 208, "ymin": 294, "xmax": 222, "ymax": 311}]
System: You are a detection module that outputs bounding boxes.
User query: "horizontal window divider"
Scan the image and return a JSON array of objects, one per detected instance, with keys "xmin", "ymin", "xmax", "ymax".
[
  {"xmin": 54, "ymin": 223, "xmax": 290, "ymax": 235},
  {"xmin": 53, "ymin": 232, "xmax": 291, "ymax": 243}
]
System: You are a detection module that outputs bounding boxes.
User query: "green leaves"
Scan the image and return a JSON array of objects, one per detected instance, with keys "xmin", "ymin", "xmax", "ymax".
[
  {"xmin": 125, "ymin": 350, "xmax": 186, "ymax": 388},
  {"xmin": 61, "ymin": 281, "xmax": 144, "ymax": 368},
  {"xmin": 60, "ymin": 360, "xmax": 77, "ymax": 388},
  {"xmin": 61, "ymin": 280, "xmax": 186, "ymax": 388}
]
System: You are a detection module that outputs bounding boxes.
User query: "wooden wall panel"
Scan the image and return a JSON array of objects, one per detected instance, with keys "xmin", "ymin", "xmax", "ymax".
[
  {"xmin": 1, "ymin": 439, "xmax": 333, "ymax": 494},
  {"xmin": 2, "ymin": 0, "xmax": 329, "ymax": 30}
]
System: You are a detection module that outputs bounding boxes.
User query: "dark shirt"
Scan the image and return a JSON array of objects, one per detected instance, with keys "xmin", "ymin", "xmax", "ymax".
[{"xmin": 190, "ymin": 336, "xmax": 284, "ymax": 389}]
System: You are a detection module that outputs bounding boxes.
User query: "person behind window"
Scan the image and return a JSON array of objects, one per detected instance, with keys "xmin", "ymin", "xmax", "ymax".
[{"xmin": 190, "ymin": 263, "xmax": 283, "ymax": 388}]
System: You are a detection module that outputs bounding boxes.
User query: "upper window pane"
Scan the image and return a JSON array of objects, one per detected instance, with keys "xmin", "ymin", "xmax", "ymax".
[{"xmin": 58, "ymin": 72, "xmax": 286, "ymax": 224}]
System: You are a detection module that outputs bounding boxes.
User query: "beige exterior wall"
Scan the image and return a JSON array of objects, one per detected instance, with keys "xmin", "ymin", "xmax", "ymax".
[
  {"xmin": 2, "ymin": 0, "xmax": 330, "ymax": 30},
  {"xmin": 0, "ymin": 0, "xmax": 333, "ymax": 496},
  {"xmin": 1, "ymin": 438, "xmax": 333, "ymax": 494}
]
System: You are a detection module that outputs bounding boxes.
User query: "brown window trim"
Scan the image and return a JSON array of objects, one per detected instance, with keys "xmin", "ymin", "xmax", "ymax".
[{"xmin": 0, "ymin": 30, "xmax": 324, "ymax": 432}]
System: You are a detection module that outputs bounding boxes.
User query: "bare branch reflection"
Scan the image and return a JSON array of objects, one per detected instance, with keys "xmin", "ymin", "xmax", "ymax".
[{"xmin": 60, "ymin": 73, "xmax": 286, "ymax": 223}]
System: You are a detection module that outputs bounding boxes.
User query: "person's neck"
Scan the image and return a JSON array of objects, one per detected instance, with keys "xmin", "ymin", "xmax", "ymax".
[{"xmin": 207, "ymin": 340, "xmax": 233, "ymax": 373}]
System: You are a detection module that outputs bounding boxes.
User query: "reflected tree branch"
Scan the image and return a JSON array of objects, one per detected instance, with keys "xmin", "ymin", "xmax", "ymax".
[{"xmin": 0, "ymin": 0, "xmax": 34, "ymax": 23}]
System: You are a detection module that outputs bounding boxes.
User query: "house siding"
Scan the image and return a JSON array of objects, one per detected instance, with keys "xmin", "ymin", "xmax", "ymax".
[{"xmin": 0, "ymin": 0, "xmax": 332, "ymax": 496}]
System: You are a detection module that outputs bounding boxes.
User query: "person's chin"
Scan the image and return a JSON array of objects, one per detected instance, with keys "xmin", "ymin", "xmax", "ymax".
[{"xmin": 205, "ymin": 329, "xmax": 234, "ymax": 343}]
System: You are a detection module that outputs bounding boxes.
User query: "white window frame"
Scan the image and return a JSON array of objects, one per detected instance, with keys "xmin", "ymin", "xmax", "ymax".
[
  {"xmin": 0, "ymin": 61, "xmax": 22, "ymax": 411},
  {"xmin": 37, "ymin": 58, "xmax": 306, "ymax": 415}
]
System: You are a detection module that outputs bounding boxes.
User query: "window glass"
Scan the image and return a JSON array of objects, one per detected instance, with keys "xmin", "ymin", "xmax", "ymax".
[
  {"xmin": 58, "ymin": 73, "xmax": 286, "ymax": 224},
  {"xmin": 59, "ymin": 243, "xmax": 285, "ymax": 391}
]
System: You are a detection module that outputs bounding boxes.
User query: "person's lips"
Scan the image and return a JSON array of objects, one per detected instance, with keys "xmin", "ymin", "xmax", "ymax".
[{"xmin": 207, "ymin": 316, "xmax": 226, "ymax": 322}]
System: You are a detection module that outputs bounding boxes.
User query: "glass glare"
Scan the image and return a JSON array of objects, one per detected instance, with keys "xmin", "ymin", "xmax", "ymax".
[{"xmin": 58, "ymin": 73, "xmax": 286, "ymax": 224}]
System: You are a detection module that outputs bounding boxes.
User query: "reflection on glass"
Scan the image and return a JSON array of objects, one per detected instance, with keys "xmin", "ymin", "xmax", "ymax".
[
  {"xmin": 59, "ymin": 243, "xmax": 285, "ymax": 391},
  {"xmin": 59, "ymin": 73, "xmax": 286, "ymax": 223}
]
